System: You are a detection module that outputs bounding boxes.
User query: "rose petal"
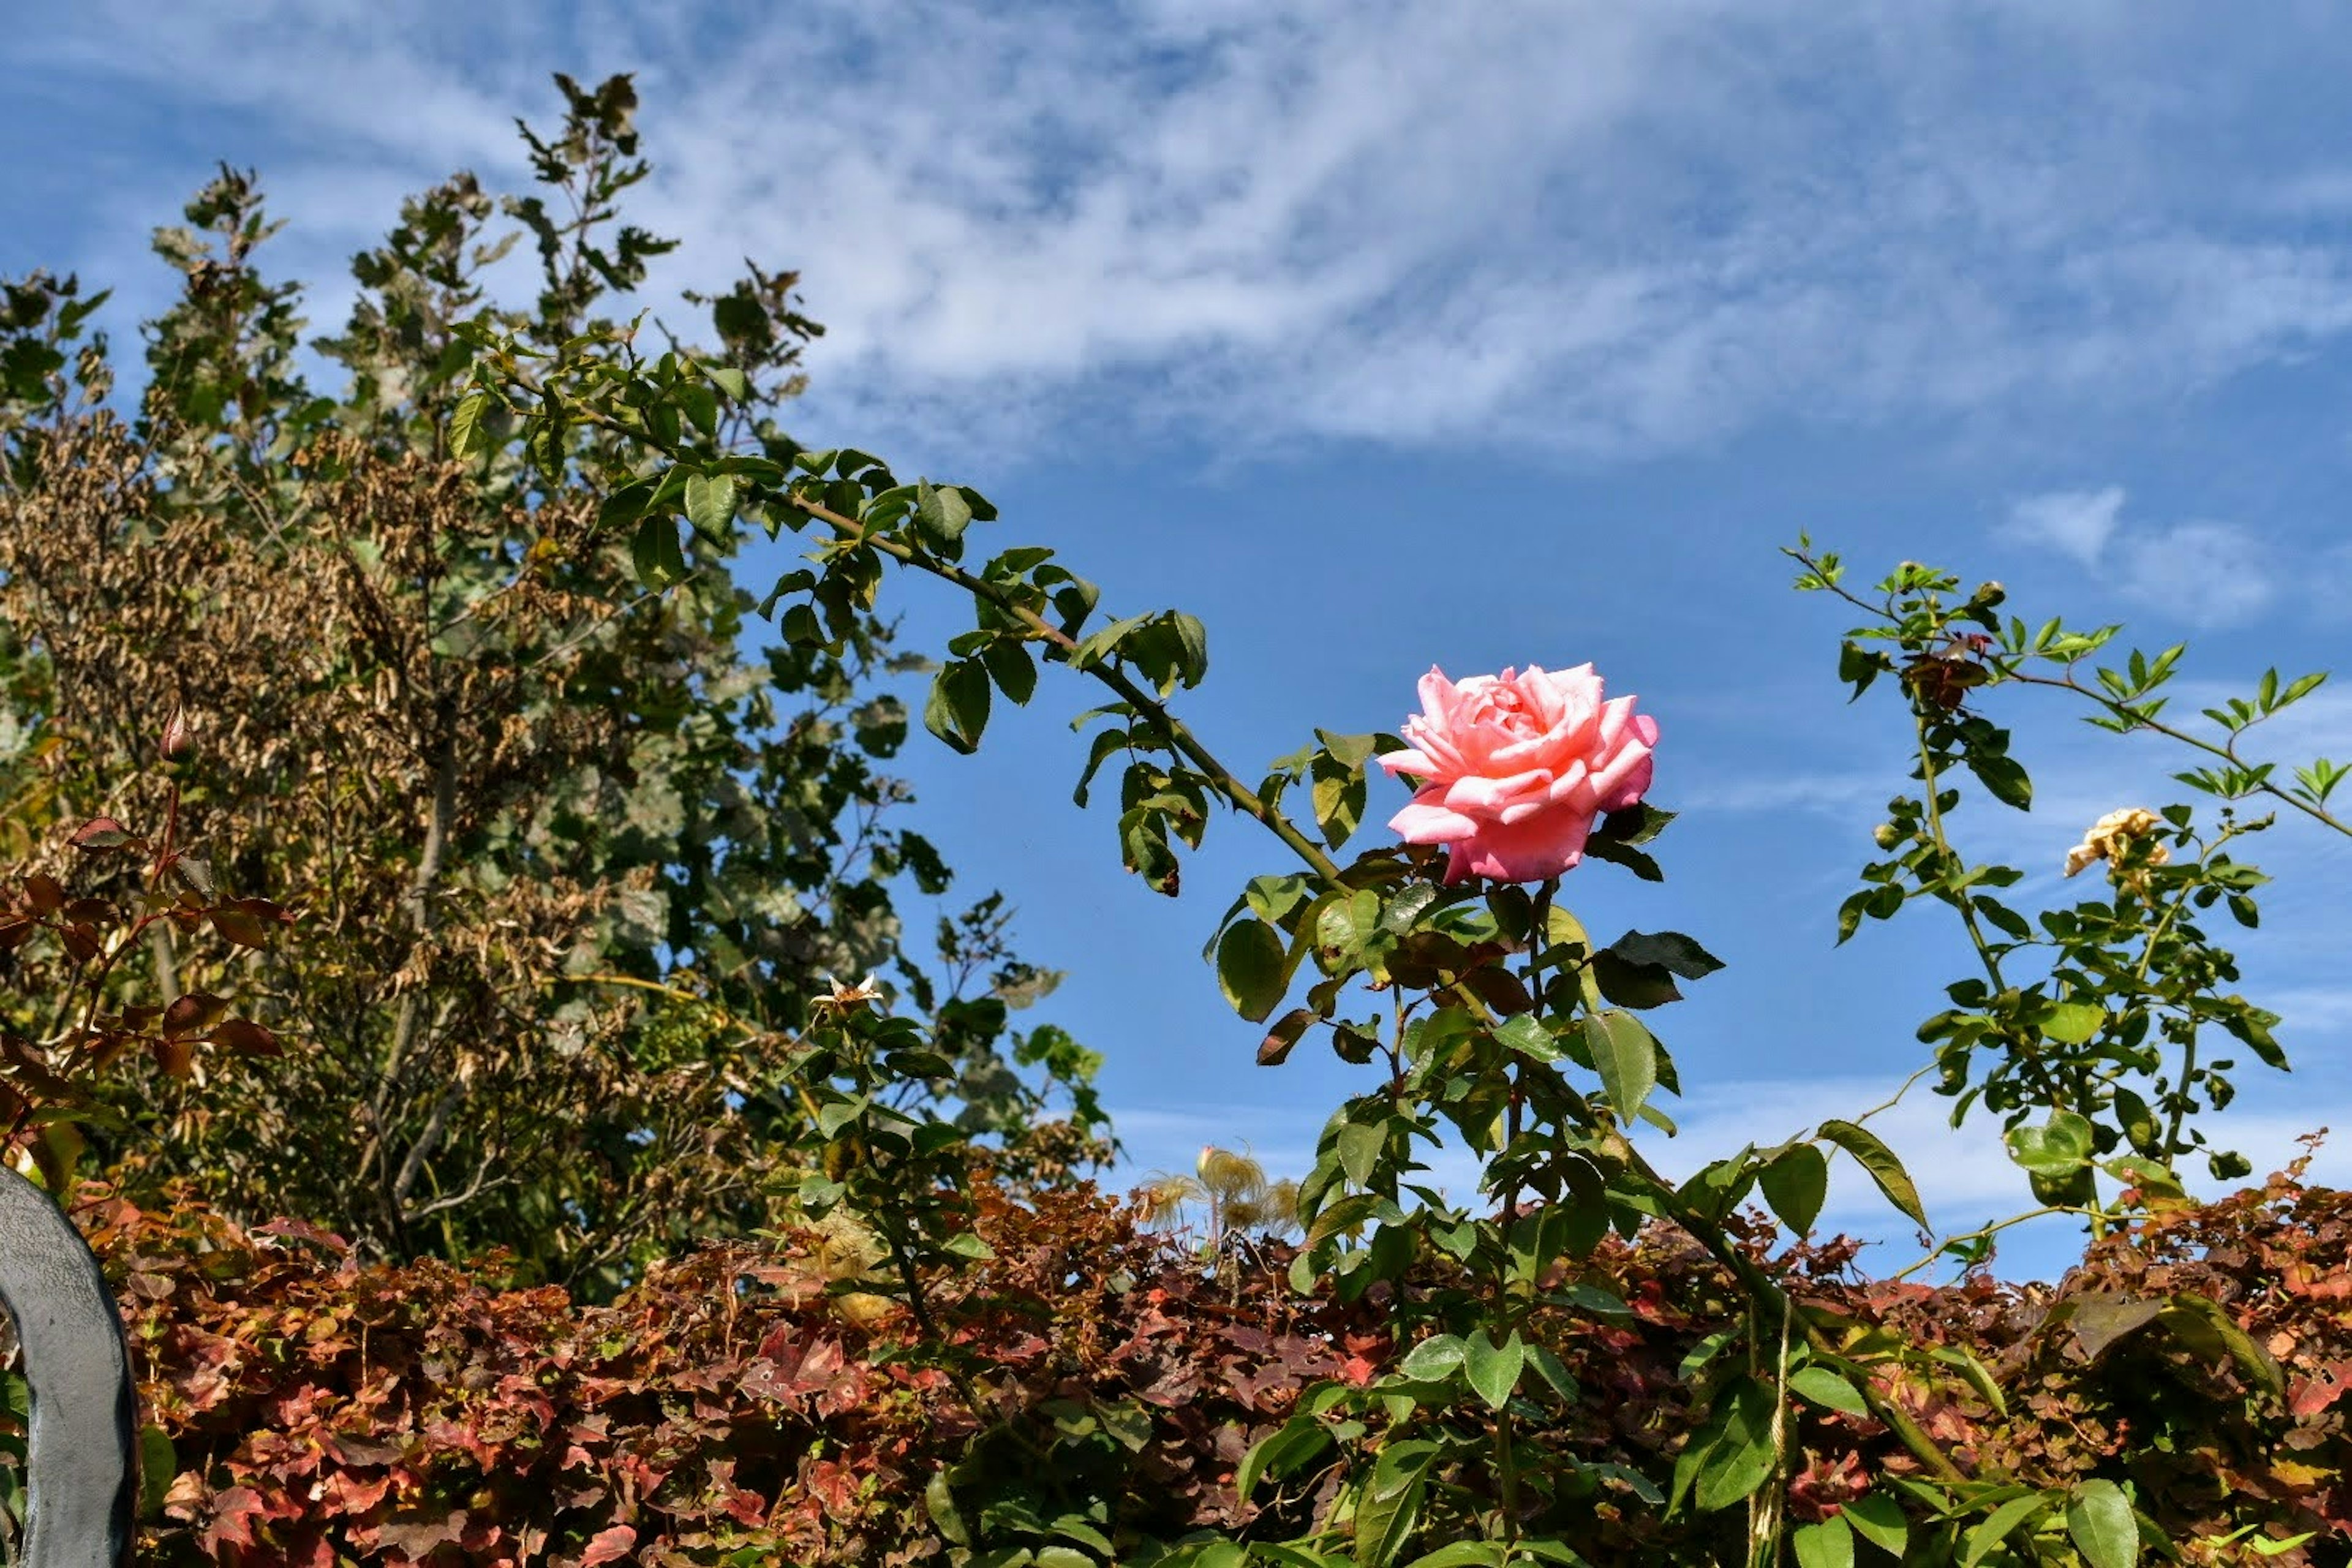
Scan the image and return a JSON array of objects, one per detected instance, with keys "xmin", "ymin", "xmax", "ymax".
[
  {"xmin": 1441, "ymin": 768, "xmax": 1553, "ymax": 816},
  {"xmin": 1379, "ymin": 662, "xmax": 1653, "ymax": 884},
  {"xmin": 1453, "ymin": 805, "xmax": 1599, "ymax": 883},
  {"xmin": 1390, "ymin": 796, "xmax": 1481, "ymax": 845}
]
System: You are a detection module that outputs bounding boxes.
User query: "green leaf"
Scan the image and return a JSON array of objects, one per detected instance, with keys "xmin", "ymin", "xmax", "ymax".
[
  {"xmin": 1494, "ymin": 1014, "xmax": 1561, "ymax": 1063},
  {"xmin": 1817, "ymin": 1119, "xmax": 1930, "ymax": 1231},
  {"xmin": 1961, "ymin": 1492, "xmax": 2055, "ymax": 1568},
  {"xmin": 2004, "ymin": 1111, "xmax": 2095, "ymax": 1177},
  {"xmin": 1792, "ymin": 1517, "xmax": 1854, "ymax": 1568},
  {"xmin": 2155, "ymin": 1293, "xmax": 2283, "ymax": 1400},
  {"xmin": 924, "ymin": 658, "xmax": 992, "ymax": 754},
  {"xmin": 1842, "ymin": 1491, "xmax": 1908, "ymax": 1558},
  {"xmin": 981, "ymin": 638, "xmax": 1038, "ymax": 704},
  {"xmin": 1691, "ymin": 1377, "xmax": 1779, "ymax": 1513},
  {"xmin": 1259, "ymin": 1007, "xmax": 1317, "ymax": 1067},
  {"xmin": 1312, "ymin": 758, "xmax": 1368, "ymax": 850},
  {"xmin": 630, "ymin": 514, "xmax": 687, "ymax": 588},
  {"xmin": 1786, "ymin": 1365, "xmax": 1869, "ymax": 1418},
  {"xmin": 2040, "ymin": 1001, "xmax": 2105, "ymax": 1045},
  {"xmin": 448, "ymin": 388, "xmax": 492, "ymax": 459},
  {"xmin": 1585, "ymin": 1010, "xmax": 1657, "ymax": 1120},
  {"xmin": 1337, "ymin": 1121, "xmax": 1385, "ymax": 1188},
  {"xmin": 1463, "ymin": 1330, "xmax": 1526, "ymax": 1411},
  {"xmin": 1967, "ymin": 752, "xmax": 2033, "ymax": 811},
  {"xmin": 916, "ymin": 480, "xmax": 974, "ymax": 549},
  {"xmin": 1760, "ymin": 1144, "xmax": 1828, "ymax": 1237},
  {"xmin": 138, "ymin": 1423, "xmax": 175, "ymax": 1519},
  {"xmin": 1592, "ymin": 952, "xmax": 1681, "ymax": 1009},
  {"xmin": 1395, "ymin": 1334, "xmax": 1468, "ymax": 1382},
  {"xmin": 1525, "ymin": 1342, "xmax": 1580, "ymax": 1403},
  {"xmin": 941, "ymin": 1232, "xmax": 995, "ymax": 1260},
  {"xmin": 1237, "ymin": 1412, "xmax": 1335, "ymax": 1499},
  {"xmin": 1604, "ymin": 930, "xmax": 1725, "ymax": 979},
  {"xmin": 684, "ymin": 470, "xmax": 737, "ymax": 537},
  {"xmin": 1352, "ymin": 1439, "xmax": 1438, "ymax": 1568},
  {"xmin": 1170, "ymin": 611, "xmax": 1209, "ymax": 686},
  {"xmin": 924, "ymin": 1471, "xmax": 969, "ymax": 1547},
  {"xmin": 1926, "ymin": 1344, "xmax": 2008, "ymax": 1417},
  {"xmin": 1215, "ymin": 918, "xmax": 1287, "ymax": 1023},
  {"xmin": 1400, "ymin": 1547, "xmax": 1505, "ymax": 1568}
]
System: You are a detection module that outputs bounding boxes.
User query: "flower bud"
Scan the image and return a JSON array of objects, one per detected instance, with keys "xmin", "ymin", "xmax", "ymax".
[
  {"xmin": 160, "ymin": 706, "xmax": 194, "ymax": 761},
  {"xmin": 1872, "ymin": 823, "xmax": 1902, "ymax": 850}
]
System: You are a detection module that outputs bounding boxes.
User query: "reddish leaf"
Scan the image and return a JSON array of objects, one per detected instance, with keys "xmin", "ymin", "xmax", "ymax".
[
  {"xmin": 579, "ymin": 1524, "xmax": 638, "ymax": 1567},
  {"xmin": 69, "ymin": 816, "xmax": 137, "ymax": 851},
  {"xmin": 153, "ymin": 1038, "xmax": 194, "ymax": 1079},
  {"xmin": 209, "ymin": 908, "xmax": 268, "ymax": 948},
  {"xmin": 21, "ymin": 873, "xmax": 62, "ymax": 913},
  {"xmin": 201, "ymin": 1485, "xmax": 270, "ymax": 1551},
  {"xmin": 208, "ymin": 1019, "xmax": 282, "ymax": 1056},
  {"xmin": 164, "ymin": 992, "xmax": 230, "ymax": 1039}
]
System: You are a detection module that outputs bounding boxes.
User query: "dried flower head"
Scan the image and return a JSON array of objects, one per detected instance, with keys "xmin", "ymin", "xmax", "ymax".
[{"xmin": 2064, "ymin": 807, "xmax": 2171, "ymax": 889}]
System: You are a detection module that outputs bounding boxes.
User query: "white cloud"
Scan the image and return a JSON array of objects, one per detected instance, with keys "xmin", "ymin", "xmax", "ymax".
[
  {"xmin": 2001, "ymin": 488, "xmax": 2274, "ymax": 627},
  {"xmin": 2002, "ymin": 486, "xmax": 2124, "ymax": 565},
  {"xmin": 2116, "ymin": 521, "xmax": 2277, "ymax": 625},
  {"xmin": 20, "ymin": 2, "xmax": 2352, "ymax": 461}
]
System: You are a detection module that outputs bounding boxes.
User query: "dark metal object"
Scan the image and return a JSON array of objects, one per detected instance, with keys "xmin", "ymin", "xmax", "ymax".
[{"xmin": 0, "ymin": 1166, "xmax": 134, "ymax": 1567}]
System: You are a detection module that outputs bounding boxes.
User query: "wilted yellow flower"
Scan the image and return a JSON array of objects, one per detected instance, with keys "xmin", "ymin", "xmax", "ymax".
[
  {"xmin": 2063, "ymin": 807, "xmax": 2170, "ymax": 888},
  {"xmin": 1194, "ymin": 1145, "xmax": 1268, "ymax": 1205},
  {"xmin": 1134, "ymin": 1172, "xmax": 1205, "ymax": 1227}
]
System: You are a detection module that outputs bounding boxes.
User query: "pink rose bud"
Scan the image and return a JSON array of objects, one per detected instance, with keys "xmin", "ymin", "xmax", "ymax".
[{"xmin": 1379, "ymin": 663, "xmax": 1657, "ymax": 885}]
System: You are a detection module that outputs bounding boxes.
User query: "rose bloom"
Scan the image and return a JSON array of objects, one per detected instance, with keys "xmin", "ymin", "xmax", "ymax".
[{"xmin": 1379, "ymin": 663, "xmax": 1659, "ymax": 884}]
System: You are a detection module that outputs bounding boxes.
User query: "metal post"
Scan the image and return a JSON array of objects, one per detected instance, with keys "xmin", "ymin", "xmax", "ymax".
[{"xmin": 0, "ymin": 1166, "xmax": 135, "ymax": 1567}]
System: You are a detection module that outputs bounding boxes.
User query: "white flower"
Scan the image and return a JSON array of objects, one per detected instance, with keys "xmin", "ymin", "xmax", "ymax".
[{"xmin": 817, "ymin": 973, "xmax": 884, "ymax": 1011}]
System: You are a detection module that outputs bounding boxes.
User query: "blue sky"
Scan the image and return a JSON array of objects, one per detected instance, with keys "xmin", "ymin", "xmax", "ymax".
[{"xmin": 6, "ymin": 2, "xmax": 2350, "ymax": 1281}]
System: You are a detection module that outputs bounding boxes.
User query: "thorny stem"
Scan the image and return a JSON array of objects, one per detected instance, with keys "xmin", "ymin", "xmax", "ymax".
[
  {"xmin": 2133, "ymin": 825, "xmax": 2245, "ymax": 1161},
  {"xmin": 1850, "ymin": 1062, "xmax": 1939, "ymax": 1126},
  {"xmin": 788, "ymin": 486, "xmax": 1973, "ymax": 1487},
  {"xmin": 1790, "ymin": 545, "xmax": 2350, "ymax": 842},
  {"xmin": 1912, "ymin": 715, "xmax": 2074, "ymax": 1118},
  {"xmin": 2006, "ymin": 667, "xmax": 2351, "ymax": 841},
  {"xmin": 1888, "ymin": 1205, "xmax": 2103, "ymax": 1284},
  {"xmin": 788, "ymin": 491, "xmax": 1352, "ymax": 886},
  {"xmin": 514, "ymin": 405, "xmax": 1978, "ymax": 1488}
]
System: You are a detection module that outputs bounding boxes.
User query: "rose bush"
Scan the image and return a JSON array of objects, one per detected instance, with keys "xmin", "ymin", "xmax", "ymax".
[{"xmin": 1378, "ymin": 663, "xmax": 1660, "ymax": 884}]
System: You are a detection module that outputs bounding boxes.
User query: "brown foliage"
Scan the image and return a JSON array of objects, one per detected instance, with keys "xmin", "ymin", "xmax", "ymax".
[
  {"xmin": 0, "ymin": 417, "xmax": 789, "ymax": 1276},
  {"xmin": 21, "ymin": 1170, "xmax": 2344, "ymax": 1566}
]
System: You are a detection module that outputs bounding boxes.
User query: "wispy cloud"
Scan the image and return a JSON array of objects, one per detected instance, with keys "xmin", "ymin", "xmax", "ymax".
[
  {"xmin": 20, "ymin": 3, "xmax": 2352, "ymax": 461},
  {"xmin": 2001, "ymin": 487, "xmax": 2125, "ymax": 567},
  {"xmin": 2000, "ymin": 487, "xmax": 2274, "ymax": 627}
]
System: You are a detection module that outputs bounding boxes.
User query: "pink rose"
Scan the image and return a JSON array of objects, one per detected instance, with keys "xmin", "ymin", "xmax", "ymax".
[{"xmin": 1378, "ymin": 663, "xmax": 1659, "ymax": 885}]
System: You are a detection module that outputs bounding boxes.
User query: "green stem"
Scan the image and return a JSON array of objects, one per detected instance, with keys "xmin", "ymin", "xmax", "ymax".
[
  {"xmin": 1912, "ymin": 715, "xmax": 2074, "ymax": 1117},
  {"xmin": 560, "ymin": 442, "xmax": 1975, "ymax": 1490},
  {"xmin": 789, "ymin": 492, "xmax": 1351, "ymax": 886},
  {"xmin": 2013, "ymin": 668, "xmax": 2351, "ymax": 841},
  {"xmin": 1887, "ymin": 1205, "xmax": 2099, "ymax": 1283}
]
